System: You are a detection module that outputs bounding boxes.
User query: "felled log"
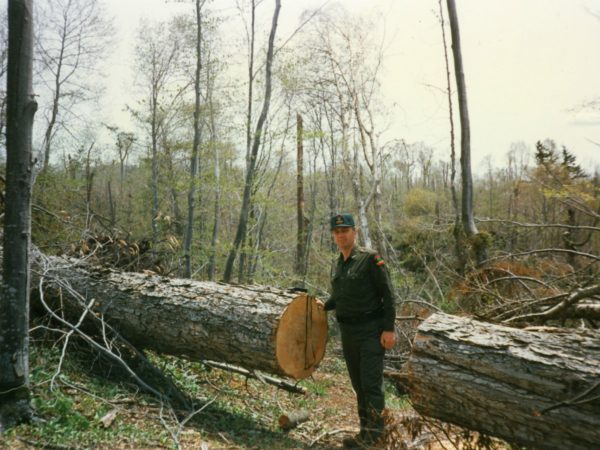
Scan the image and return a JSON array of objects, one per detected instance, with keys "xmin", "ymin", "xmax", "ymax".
[
  {"xmin": 32, "ymin": 253, "xmax": 328, "ymax": 380},
  {"xmin": 405, "ymin": 312, "xmax": 600, "ymax": 450}
]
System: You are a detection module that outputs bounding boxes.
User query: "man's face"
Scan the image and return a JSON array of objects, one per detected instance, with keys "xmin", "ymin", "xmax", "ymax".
[{"xmin": 332, "ymin": 226, "xmax": 357, "ymax": 251}]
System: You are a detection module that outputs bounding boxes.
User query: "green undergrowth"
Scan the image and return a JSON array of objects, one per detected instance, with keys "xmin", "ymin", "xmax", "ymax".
[{"xmin": 0, "ymin": 337, "xmax": 375, "ymax": 449}]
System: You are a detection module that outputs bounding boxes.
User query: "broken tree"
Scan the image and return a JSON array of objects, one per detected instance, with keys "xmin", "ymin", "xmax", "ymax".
[
  {"xmin": 405, "ymin": 312, "xmax": 600, "ymax": 450},
  {"xmin": 32, "ymin": 252, "xmax": 328, "ymax": 380}
]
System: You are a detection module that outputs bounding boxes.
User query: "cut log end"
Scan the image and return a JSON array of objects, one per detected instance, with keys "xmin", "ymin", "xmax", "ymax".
[
  {"xmin": 278, "ymin": 409, "xmax": 310, "ymax": 430},
  {"xmin": 275, "ymin": 295, "xmax": 328, "ymax": 379}
]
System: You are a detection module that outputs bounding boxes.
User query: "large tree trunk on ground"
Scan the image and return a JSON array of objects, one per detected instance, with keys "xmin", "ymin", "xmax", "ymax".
[
  {"xmin": 32, "ymin": 254, "xmax": 327, "ymax": 380},
  {"xmin": 405, "ymin": 312, "xmax": 600, "ymax": 450}
]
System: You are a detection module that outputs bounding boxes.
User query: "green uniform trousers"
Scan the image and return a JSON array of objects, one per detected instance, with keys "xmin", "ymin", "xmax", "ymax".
[{"xmin": 339, "ymin": 317, "xmax": 385, "ymax": 440}]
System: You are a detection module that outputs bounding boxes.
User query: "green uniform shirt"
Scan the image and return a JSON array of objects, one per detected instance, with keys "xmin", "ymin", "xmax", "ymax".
[{"xmin": 324, "ymin": 246, "xmax": 396, "ymax": 331}]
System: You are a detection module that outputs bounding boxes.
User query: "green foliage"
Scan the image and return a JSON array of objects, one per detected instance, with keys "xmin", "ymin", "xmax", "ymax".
[
  {"xmin": 299, "ymin": 375, "xmax": 334, "ymax": 397},
  {"xmin": 393, "ymin": 218, "xmax": 452, "ymax": 274},
  {"xmin": 402, "ymin": 188, "xmax": 437, "ymax": 217},
  {"xmin": 383, "ymin": 381, "xmax": 410, "ymax": 410},
  {"xmin": 6, "ymin": 337, "xmax": 376, "ymax": 449},
  {"xmin": 3, "ymin": 344, "xmax": 162, "ymax": 448},
  {"xmin": 469, "ymin": 231, "xmax": 492, "ymax": 252}
]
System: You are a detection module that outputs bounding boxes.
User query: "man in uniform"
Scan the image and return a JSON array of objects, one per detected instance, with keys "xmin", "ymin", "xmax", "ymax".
[{"xmin": 318, "ymin": 213, "xmax": 396, "ymax": 448}]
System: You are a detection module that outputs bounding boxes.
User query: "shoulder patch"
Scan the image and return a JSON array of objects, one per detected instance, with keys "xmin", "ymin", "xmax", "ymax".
[{"xmin": 374, "ymin": 254, "xmax": 385, "ymax": 266}]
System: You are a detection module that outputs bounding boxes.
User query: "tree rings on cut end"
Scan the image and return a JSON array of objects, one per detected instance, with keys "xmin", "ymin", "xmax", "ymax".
[{"xmin": 275, "ymin": 294, "xmax": 328, "ymax": 379}]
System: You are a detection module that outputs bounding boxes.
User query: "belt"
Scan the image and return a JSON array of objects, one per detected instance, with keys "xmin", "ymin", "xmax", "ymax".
[{"xmin": 336, "ymin": 308, "xmax": 383, "ymax": 324}]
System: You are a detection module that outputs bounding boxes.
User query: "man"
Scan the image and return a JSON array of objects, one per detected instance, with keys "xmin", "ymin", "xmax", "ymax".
[{"xmin": 318, "ymin": 213, "xmax": 396, "ymax": 448}]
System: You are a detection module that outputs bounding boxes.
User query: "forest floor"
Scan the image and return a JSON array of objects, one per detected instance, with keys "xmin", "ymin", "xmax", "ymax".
[{"xmin": 1, "ymin": 334, "xmax": 506, "ymax": 450}]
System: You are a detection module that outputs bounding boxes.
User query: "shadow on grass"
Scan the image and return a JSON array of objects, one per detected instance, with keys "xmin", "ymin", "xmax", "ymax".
[
  {"xmin": 43, "ymin": 337, "xmax": 335, "ymax": 449},
  {"xmin": 183, "ymin": 399, "xmax": 314, "ymax": 449}
]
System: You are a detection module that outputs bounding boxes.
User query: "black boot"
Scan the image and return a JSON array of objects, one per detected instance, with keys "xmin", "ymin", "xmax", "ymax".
[
  {"xmin": 342, "ymin": 433, "xmax": 366, "ymax": 449},
  {"xmin": 362, "ymin": 412, "xmax": 384, "ymax": 447}
]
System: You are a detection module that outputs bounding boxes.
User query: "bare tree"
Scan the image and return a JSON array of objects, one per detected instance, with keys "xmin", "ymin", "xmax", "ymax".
[
  {"xmin": 446, "ymin": 0, "xmax": 487, "ymax": 265},
  {"xmin": 223, "ymin": 0, "xmax": 281, "ymax": 282},
  {"xmin": 183, "ymin": 0, "xmax": 207, "ymax": 278},
  {"xmin": 105, "ymin": 125, "xmax": 136, "ymax": 193},
  {"xmin": 206, "ymin": 71, "xmax": 221, "ymax": 281},
  {"xmin": 300, "ymin": 7, "xmax": 388, "ymax": 252},
  {"xmin": 1, "ymin": 0, "xmax": 37, "ymax": 431},
  {"xmin": 35, "ymin": 0, "xmax": 113, "ymax": 171},
  {"xmin": 437, "ymin": 0, "xmax": 459, "ymax": 217},
  {"xmin": 130, "ymin": 20, "xmax": 185, "ymax": 237},
  {"xmin": 295, "ymin": 112, "xmax": 306, "ymax": 279}
]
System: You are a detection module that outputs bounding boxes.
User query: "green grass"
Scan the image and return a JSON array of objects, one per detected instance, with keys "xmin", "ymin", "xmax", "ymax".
[
  {"xmin": 384, "ymin": 380, "xmax": 410, "ymax": 410},
  {"xmin": 1, "ymin": 338, "xmax": 338, "ymax": 449},
  {"xmin": 2, "ymin": 334, "xmax": 419, "ymax": 450},
  {"xmin": 3, "ymin": 344, "xmax": 168, "ymax": 449}
]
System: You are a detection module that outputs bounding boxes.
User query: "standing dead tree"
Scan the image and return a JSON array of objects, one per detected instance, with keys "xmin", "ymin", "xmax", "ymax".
[{"xmin": 445, "ymin": 0, "xmax": 487, "ymax": 266}]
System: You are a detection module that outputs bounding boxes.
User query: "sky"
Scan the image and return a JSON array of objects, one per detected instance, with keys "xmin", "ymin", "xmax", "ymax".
[{"xmin": 102, "ymin": 0, "xmax": 600, "ymax": 174}]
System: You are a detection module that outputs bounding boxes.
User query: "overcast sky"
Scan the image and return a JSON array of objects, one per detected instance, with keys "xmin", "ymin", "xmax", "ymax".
[{"xmin": 103, "ymin": 0, "xmax": 600, "ymax": 173}]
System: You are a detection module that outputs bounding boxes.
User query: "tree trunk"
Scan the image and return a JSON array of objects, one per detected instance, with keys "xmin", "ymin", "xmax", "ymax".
[
  {"xmin": 405, "ymin": 312, "xmax": 600, "ymax": 450},
  {"xmin": 183, "ymin": 0, "xmax": 205, "ymax": 278},
  {"xmin": 107, "ymin": 180, "xmax": 116, "ymax": 227},
  {"xmin": 438, "ymin": 0, "xmax": 466, "ymax": 272},
  {"xmin": 446, "ymin": 0, "xmax": 487, "ymax": 265},
  {"xmin": 295, "ymin": 113, "xmax": 305, "ymax": 280},
  {"xmin": 207, "ymin": 96, "xmax": 220, "ymax": 281},
  {"xmin": 151, "ymin": 90, "xmax": 159, "ymax": 236},
  {"xmin": 1, "ymin": 0, "xmax": 37, "ymax": 430},
  {"xmin": 353, "ymin": 166, "xmax": 372, "ymax": 249},
  {"xmin": 33, "ymin": 254, "xmax": 327, "ymax": 380},
  {"xmin": 223, "ymin": 0, "xmax": 281, "ymax": 282}
]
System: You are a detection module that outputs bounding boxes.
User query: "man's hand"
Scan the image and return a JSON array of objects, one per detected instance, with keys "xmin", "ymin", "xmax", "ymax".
[
  {"xmin": 315, "ymin": 299, "xmax": 325, "ymax": 310},
  {"xmin": 380, "ymin": 331, "xmax": 396, "ymax": 350}
]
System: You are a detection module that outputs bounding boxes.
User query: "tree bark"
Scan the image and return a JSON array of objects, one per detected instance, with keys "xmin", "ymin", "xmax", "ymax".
[
  {"xmin": 1, "ymin": 0, "xmax": 37, "ymax": 430},
  {"xmin": 405, "ymin": 312, "xmax": 600, "ymax": 450},
  {"xmin": 183, "ymin": 0, "xmax": 205, "ymax": 278},
  {"xmin": 438, "ymin": 0, "xmax": 466, "ymax": 272},
  {"xmin": 207, "ymin": 85, "xmax": 220, "ymax": 281},
  {"xmin": 295, "ymin": 113, "xmax": 305, "ymax": 279},
  {"xmin": 33, "ymin": 254, "xmax": 327, "ymax": 380},
  {"xmin": 446, "ymin": 0, "xmax": 487, "ymax": 264}
]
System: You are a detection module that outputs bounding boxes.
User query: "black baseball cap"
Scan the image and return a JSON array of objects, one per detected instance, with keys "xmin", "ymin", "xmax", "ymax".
[{"xmin": 330, "ymin": 213, "xmax": 355, "ymax": 230}]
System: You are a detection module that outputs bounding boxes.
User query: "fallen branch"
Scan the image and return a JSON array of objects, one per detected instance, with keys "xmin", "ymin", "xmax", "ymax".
[
  {"xmin": 506, "ymin": 284, "xmax": 600, "ymax": 324},
  {"xmin": 484, "ymin": 248, "xmax": 600, "ymax": 264},
  {"xmin": 34, "ymin": 251, "xmax": 192, "ymax": 409},
  {"xmin": 202, "ymin": 361, "xmax": 306, "ymax": 395},
  {"xmin": 476, "ymin": 218, "xmax": 600, "ymax": 233}
]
